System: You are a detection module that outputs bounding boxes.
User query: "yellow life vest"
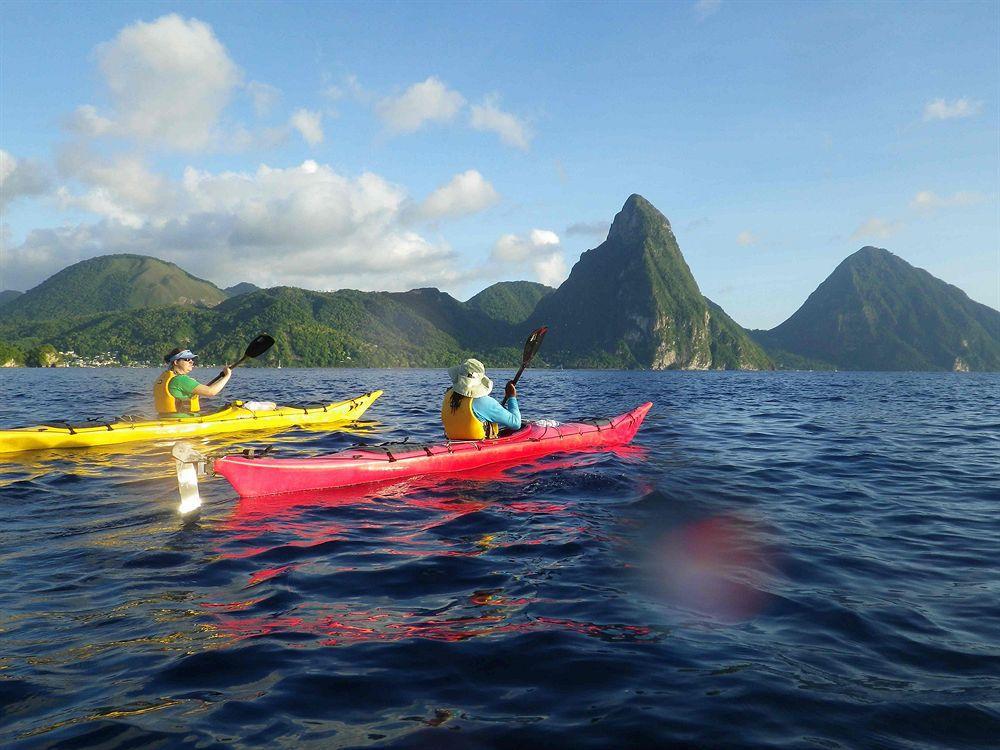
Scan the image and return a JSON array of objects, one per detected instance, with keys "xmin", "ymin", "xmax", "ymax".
[
  {"xmin": 153, "ymin": 370, "xmax": 200, "ymax": 417},
  {"xmin": 441, "ymin": 388, "xmax": 498, "ymax": 440}
]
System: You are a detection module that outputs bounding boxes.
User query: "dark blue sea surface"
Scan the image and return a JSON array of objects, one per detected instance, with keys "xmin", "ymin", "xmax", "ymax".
[{"xmin": 1, "ymin": 368, "xmax": 998, "ymax": 749}]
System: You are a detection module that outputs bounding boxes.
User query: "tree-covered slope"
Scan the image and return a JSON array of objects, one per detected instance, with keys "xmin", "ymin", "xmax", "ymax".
[
  {"xmin": 0, "ymin": 285, "xmax": 525, "ymax": 368},
  {"xmin": 0, "ymin": 290, "xmax": 23, "ymax": 308},
  {"xmin": 466, "ymin": 281, "xmax": 554, "ymax": 324},
  {"xmin": 704, "ymin": 298, "xmax": 774, "ymax": 370},
  {"xmin": 753, "ymin": 247, "xmax": 1000, "ymax": 371},
  {"xmin": 529, "ymin": 194, "xmax": 772, "ymax": 370},
  {"xmin": 0, "ymin": 254, "xmax": 227, "ymax": 321},
  {"xmin": 386, "ymin": 287, "xmax": 517, "ymax": 349},
  {"xmin": 224, "ymin": 282, "xmax": 261, "ymax": 298}
]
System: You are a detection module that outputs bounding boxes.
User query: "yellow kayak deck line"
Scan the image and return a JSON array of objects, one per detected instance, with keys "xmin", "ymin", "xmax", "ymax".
[{"xmin": 0, "ymin": 390, "xmax": 382, "ymax": 453}]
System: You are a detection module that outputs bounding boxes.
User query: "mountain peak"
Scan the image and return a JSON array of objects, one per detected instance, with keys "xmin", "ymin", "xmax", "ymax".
[
  {"xmin": 1, "ymin": 253, "xmax": 227, "ymax": 321},
  {"xmin": 224, "ymin": 282, "xmax": 261, "ymax": 298},
  {"xmin": 531, "ymin": 194, "xmax": 771, "ymax": 370},
  {"xmin": 848, "ymin": 246, "xmax": 898, "ymax": 263},
  {"xmin": 608, "ymin": 194, "xmax": 672, "ymax": 244},
  {"xmin": 761, "ymin": 246, "xmax": 1000, "ymax": 370}
]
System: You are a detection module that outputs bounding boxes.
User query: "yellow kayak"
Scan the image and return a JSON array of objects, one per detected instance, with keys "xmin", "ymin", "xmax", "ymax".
[{"xmin": 0, "ymin": 391, "xmax": 382, "ymax": 454}]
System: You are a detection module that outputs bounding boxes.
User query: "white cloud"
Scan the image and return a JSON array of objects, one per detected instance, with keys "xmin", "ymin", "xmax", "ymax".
[
  {"xmin": 492, "ymin": 234, "xmax": 531, "ymax": 263},
  {"xmin": 417, "ymin": 170, "xmax": 499, "ymax": 220},
  {"xmin": 534, "ymin": 253, "xmax": 569, "ymax": 287},
  {"xmin": 55, "ymin": 145, "xmax": 174, "ymax": 224},
  {"xmin": 694, "ymin": 0, "xmax": 722, "ymax": 21},
  {"xmin": 290, "ymin": 109, "xmax": 324, "ymax": 146},
  {"xmin": 86, "ymin": 14, "xmax": 242, "ymax": 150},
  {"xmin": 65, "ymin": 105, "xmax": 116, "ymax": 137},
  {"xmin": 490, "ymin": 229, "xmax": 567, "ymax": 286},
  {"xmin": 850, "ymin": 217, "xmax": 902, "ymax": 241},
  {"xmin": 6, "ymin": 159, "xmax": 468, "ymax": 292},
  {"xmin": 376, "ymin": 76, "xmax": 465, "ymax": 134},
  {"xmin": 469, "ymin": 95, "xmax": 531, "ymax": 150},
  {"xmin": 529, "ymin": 229, "xmax": 559, "ymax": 246},
  {"xmin": 0, "ymin": 150, "xmax": 51, "ymax": 209},
  {"xmin": 736, "ymin": 230, "xmax": 756, "ymax": 246},
  {"xmin": 910, "ymin": 190, "xmax": 987, "ymax": 212},
  {"xmin": 247, "ymin": 81, "xmax": 281, "ymax": 116},
  {"xmin": 324, "ymin": 74, "xmax": 367, "ymax": 102},
  {"xmin": 923, "ymin": 97, "xmax": 983, "ymax": 121}
]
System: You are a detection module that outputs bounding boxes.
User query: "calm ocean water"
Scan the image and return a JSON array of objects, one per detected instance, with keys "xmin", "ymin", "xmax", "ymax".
[{"xmin": 1, "ymin": 367, "xmax": 997, "ymax": 749}]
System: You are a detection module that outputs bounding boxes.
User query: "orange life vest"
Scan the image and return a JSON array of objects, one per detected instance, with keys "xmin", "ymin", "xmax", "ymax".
[
  {"xmin": 441, "ymin": 388, "xmax": 498, "ymax": 440},
  {"xmin": 153, "ymin": 370, "xmax": 200, "ymax": 417}
]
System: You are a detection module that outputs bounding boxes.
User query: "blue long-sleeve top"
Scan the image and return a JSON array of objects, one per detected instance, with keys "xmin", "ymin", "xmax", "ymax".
[{"xmin": 471, "ymin": 395, "xmax": 521, "ymax": 431}]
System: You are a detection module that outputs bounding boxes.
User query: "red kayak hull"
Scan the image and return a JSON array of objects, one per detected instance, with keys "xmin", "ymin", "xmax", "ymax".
[{"xmin": 213, "ymin": 402, "xmax": 652, "ymax": 498}]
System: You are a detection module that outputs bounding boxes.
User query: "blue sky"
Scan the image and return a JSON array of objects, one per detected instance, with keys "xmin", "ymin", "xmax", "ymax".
[{"xmin": 1, "ymin": 0, "xmax": 996, "ymax": 328}]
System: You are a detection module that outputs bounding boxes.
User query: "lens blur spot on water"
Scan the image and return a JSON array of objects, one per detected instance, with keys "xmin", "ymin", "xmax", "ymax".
[{"xmin": 645, "ymin": 515, "xmax": 774, "ymax": 622}]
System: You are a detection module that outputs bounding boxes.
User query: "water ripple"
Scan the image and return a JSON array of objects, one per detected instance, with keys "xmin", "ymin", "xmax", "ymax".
[{"xmin": 1, "ymin": 369, "xmax": 998, "ymax": 748}]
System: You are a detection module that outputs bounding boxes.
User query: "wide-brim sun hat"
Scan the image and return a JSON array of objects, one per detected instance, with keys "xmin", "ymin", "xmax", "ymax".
[{"xmin": 448, "ymin": 358, "xmax": 493, "ymax": 399}]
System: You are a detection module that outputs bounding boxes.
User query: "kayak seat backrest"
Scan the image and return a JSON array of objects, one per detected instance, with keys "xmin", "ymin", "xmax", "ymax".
[{"xmin": 497, "ymin": 426, "xmax": 530, "ymax": 439}]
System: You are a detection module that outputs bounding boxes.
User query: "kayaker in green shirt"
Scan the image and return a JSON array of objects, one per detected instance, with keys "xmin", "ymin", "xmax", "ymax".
[{"xmin": 153, "ymin": 348, "xmax": 232, "ymax": 417}]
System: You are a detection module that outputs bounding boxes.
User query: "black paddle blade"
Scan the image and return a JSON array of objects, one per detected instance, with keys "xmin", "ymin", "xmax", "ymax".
[
  {"xmin": 244, "ymin": 333, "xmax": 275, "ymax": 359},
  {"xmin": 522, "ymin": 326, "xmax": 547, "ymax": 365},
  {"xmin": 207, "ymin": 333, "xmax": 276, "ymax": 386}
]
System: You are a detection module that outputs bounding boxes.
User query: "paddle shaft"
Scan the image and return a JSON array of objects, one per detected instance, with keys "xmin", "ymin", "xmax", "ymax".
[
  {"xmin": 500, "ymin": 364, "xmax": 526, "ymax": 407},
  {"xmin": 206, "ymin": 357, "xmax": 244, "ymax": 387},
  {"xmin": 501, "ymin": 326, "xmax": 547, "ymax": 406},
  {"xmin": 205, "ymin": 334, "xmax": 275, "ymax": 386}
]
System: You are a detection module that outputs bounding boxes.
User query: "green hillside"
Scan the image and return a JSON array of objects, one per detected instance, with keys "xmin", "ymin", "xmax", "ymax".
[
  {"xmin": 0, "ymin": 254, "xmax": 227, "ymax": 321},
  {"xmin": 0, "ymin": 285, "xmax": 524, "ymax": 368},
  {"xmin": 752, "ymin": 247, "xmax": 1000, "ymax": 371},
  {"xmin": 0, "ymin": 290, "xmax": 23, "ymax": 308},
  {"xmin": 466, "ymin": 281, "xmax": 554, "ymax": 324},
  {"xmin": 224, "ymin": 282, "xmax": 261, "ymax": 297},
  {"xmin": 385, "ymin": 288, "xmax": 514, "ymax": 349}
]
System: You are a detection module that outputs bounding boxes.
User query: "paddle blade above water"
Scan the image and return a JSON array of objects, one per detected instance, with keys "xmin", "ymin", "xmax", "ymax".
[
  {"xmin": 208, "ymin": 333, "xmax": 276, "ymax": 386},
  {"xmin": 522, "ymin": 326, "xmax": 547, "ymax": 366},
  {"xmin": 502, "ymin": 326, "xmax": 548, "ymax": 406},
  {"xmin": 244, "ymin": 334, "xmax": 275, "ymax": 360}
]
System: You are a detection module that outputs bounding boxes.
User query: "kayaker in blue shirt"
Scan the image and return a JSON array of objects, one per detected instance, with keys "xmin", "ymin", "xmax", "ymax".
[{"xmin": 441, "ymin": 358, "xmax": 521, "ymax": 440}]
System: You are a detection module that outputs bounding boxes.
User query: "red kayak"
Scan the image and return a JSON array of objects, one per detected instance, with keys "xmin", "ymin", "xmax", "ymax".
[{"xmin": 213, "ymin": 403, "xmax": 652, "ymax": 498}]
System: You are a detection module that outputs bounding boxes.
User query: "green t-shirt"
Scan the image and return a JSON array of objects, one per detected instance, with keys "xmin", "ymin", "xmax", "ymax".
[{"xmin": 168, "ymin": 374, "xmax": 200, "ymax": 400}]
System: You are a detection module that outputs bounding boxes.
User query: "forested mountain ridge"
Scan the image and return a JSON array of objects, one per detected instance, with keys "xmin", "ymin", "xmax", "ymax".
[
  {"xmin": 466, "ymin": 281, "xmax": 554, "ymax": 325},
  {"xmin": 0, "ymin": 254, "xmax": 227, "ymax": 321},
  {"xmin": 3, "ymin": 202, "xmax": 996, "ymax": 371},
  {"xmin": 0, "ymin": 290, "xmax": 23, "ymax": 308},
  {"xmin": 749, "ymin": 246, "xmax": 1000, "ymax": 371},
  {"xmin": 0, "ymin": 285, "xmax": 526, "ymax": 368}
]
